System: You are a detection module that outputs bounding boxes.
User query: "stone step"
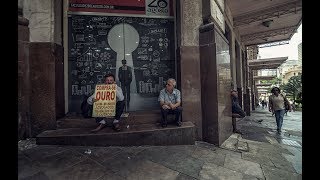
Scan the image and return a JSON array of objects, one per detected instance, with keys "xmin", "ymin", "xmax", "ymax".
[
  {"xmin": 36, "ymin": 121, "xmax": 195, "ymax": 146},
  {"xmin": 57, "ymin": 111, "xmax": 178, "ymax": 129},
  {"xmin": 127, "ymin": 111, "xmax": 161, "ymax": 125},
  {"xmin": 57, "ymin": 118, "xmax": 97, "ymax": 129}
]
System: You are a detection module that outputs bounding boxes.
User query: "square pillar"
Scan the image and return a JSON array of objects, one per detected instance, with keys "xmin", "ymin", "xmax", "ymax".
[
  {"xmin": 199, "ymin": 23, "xmax": 233, "ymax": 146},
  {"xmin": 29, "ymin": 43, "xmax": 64, "ymax": 136},
  {"xmin": 18, "ymin": 8, "xmax": 31, "ymax": 140},
  {"xmin": 178, "ymin": 0, "xmax": 203, "ymax": 140}
]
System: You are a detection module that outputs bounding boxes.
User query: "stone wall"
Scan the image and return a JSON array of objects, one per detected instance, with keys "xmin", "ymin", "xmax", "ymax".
[
  {"xmin": 179, "ymin": 0, "xmax": 203, "ymax": 140},
  {"xmin": 29, "ymin": 43, "xmax": 64, "ymax": 136},
  {"xmin": 18, "ymin": 9, "xmax": 31, "ymax": 140},
  {"xmin": 19, "ymin": 0, "xmax": 64, "ymax": 137},
  {"xmin": 19, "ymin": 0, "xmax": 62, "ymax": 45},
  {"xmin": 199, "ymin": 23, "xmax": 233, "ymax": 146}
]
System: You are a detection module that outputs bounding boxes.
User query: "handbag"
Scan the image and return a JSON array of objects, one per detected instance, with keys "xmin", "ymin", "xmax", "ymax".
[{"xmin": 281, "ymin": 94, "xmax": 290, "ymax": 111}]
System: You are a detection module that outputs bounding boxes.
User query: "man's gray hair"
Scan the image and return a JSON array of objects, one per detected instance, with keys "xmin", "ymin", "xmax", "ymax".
[{"xmin": 167, "ymin": 78, "xmax": 176, "ymax": 87}]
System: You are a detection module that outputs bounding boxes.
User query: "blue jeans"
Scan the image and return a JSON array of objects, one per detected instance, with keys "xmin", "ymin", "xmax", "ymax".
[{"xmin": 274, "ymin": 109, "xmax": 285, "ymax": 131}]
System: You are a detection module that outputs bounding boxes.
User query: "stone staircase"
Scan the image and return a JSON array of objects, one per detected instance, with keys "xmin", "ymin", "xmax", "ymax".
[{"xmin": 36, "ymin": 111, "xmax": 195, "ymax": 146}]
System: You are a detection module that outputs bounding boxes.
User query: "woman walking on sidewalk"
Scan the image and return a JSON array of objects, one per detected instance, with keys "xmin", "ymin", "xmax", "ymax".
[{"xmin": 268, "ymin": 87, "xmax": 291, "ymax": 134}]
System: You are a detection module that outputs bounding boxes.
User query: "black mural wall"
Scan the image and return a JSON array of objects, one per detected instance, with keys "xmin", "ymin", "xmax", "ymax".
[{"xmin": 68, "ymin": 14, "xmax": 175, "ymax": 112}]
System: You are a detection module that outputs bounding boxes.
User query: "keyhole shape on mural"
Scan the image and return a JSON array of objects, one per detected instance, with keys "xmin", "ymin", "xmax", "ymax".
[{"xmin": 108, "ymin": 23, "xmax": 139, "ymax": 111}]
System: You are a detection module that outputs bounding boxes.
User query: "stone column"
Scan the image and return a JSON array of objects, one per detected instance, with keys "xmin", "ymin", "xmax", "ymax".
[
  {"xmin": 18, "ymin": 7, "xmax": 31, "ymax": 140},
  {"xmin": 235, "ymin": 41, "xmax": 243, "ymax": 108},
  {"xmin": 178, "ymin": 0, "xmax": 203, "ymax": 140},
  {"xmin": 199, "ymin": 23, "xmax": 233, "ymax": 146},
  {"xmin": 228, "ymin": 29, "xmax": 237, "ymax": 89},
  {"xmin": 250, "ymin": 70, "xmax": 256, "ymax": 110},
  {"xmin": 20, "ymin": 0, "xmax": 64, "ymax": 136},
  {"xmin": 242, "ymin": 50, "xmax": 251, "ymax": 116},
  {"xmin": 198, "ymin": 0, "xmax": 233, "ymax": 145},
  {"xmin": 247, "ymin": 45, "xmax": 259, "ymax": 112},
  {"xmin": 29, "ymin": 43, "xmax": 64, "ymax": 136}
]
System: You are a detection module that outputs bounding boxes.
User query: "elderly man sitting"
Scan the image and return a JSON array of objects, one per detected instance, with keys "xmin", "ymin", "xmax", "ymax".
[{"xmin": 158, "ymin": 78, "xmax": 183, "ymax": 127}]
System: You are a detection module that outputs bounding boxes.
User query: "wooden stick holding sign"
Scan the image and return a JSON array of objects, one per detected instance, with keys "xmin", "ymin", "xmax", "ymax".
[{"xmin": 92, "ymin": 84, "xmax": 117, "ymax": 117}]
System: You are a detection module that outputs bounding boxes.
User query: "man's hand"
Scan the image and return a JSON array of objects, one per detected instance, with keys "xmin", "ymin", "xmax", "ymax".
[
  {"xmin": 168, "ymin": 103, "xmax": 176, "ymax": 110},
  {"xmin": 162, "ymin": 104, "xmax": 170, "ymax": 110},
  {"xmin": 92, "ymin": 98, "xmax": 98, "ymax": 103}
]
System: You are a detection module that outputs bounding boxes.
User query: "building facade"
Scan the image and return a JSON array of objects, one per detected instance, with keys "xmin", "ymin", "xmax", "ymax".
[
  {"xmin": 298, "ymin": 42, "xmax": 302, "ymax": 63},
  {"xmin": 279, "ymin": 59, "xmax": 302, "ymax": 84},
  {"xmin": 18, "ymin": 0, "xmax": 302, "ymax": 146}
]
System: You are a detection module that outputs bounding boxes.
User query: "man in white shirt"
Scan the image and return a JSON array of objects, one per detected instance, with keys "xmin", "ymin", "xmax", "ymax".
[
  {"xmin": 158, "ymin": 78, "xmax": 182, "ymax": 127},
  {"xmin": 87, "ymin": 74, "xmax": 125, "ymax": 132}
]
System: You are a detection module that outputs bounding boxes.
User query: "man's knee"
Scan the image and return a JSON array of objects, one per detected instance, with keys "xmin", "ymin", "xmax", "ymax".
[
  {"xmin": 160, "ymin": 108, "xmax": 169, "ymax": 114},
  {"xmin": 116, "ymin": 100, "xmax": 125, "ymax": 107},
  {"xmin": 116, "ymin": 101, "xmax": 125, "ymax": 113},
  {"xmin": 176, "ymin": 106, "xmax": 183, "ymax": 112}
]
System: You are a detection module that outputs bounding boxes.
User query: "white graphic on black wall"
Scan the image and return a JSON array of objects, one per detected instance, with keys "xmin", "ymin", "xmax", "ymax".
[{"xmin": 68, "ymin": 15, "xmax": 175, "ymax": 112}]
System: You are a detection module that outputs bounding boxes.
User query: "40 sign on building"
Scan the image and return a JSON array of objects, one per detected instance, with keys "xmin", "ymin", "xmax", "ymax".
[
  {"xmin": 69, "ymin": 0, "xmax": 173, "ymax": 17},
  {"xmin": 92, "ymin": 84, "xmax": 117, "ymax": 117},
  {"xmin": 146, "ymin": 0, "xmax": 170, "ymax": 16}
]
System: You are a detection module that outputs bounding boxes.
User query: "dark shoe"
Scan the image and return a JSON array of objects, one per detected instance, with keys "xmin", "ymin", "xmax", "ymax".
[
  {"xmin": 161, "ymin": 123, "xmax": 167, "ymax": 128},
  {"xmin": 277, "ymin": 129, "xmax": 282, "ymax": 134},
  {"xmin": 176, "ymin": 121, "xmax": 182, "ymax": 127},
  {"xmin": 112, "ymin": 123, "xmax": 121, "ymax": 132},
  {"xmin": 91, "ymin": 124, "xmax": 106, "ymax": 133}
]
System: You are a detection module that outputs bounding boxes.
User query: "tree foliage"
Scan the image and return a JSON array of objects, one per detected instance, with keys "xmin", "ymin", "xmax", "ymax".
[
  {"xmin": 261, "ymin": 77, "xmax": 282, "ymax": 92},
  {"xmin": 282, "ymin": 75, "xmax": 302, "ymax": 103}
]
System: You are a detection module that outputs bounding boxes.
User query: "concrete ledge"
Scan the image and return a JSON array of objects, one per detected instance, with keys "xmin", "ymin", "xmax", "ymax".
[
  {"xmin": 57, "ymin": 111, "xmax": 180, "ymax": 128},
  {"xmin": 36, "ymin": 122, "xmax": 195, "ymax": 146}
]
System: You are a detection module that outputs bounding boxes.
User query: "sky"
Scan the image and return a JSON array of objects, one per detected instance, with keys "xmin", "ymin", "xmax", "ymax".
[{"xmin": 258, "ymin": 24, "xmax": 302, "ymax": 60}]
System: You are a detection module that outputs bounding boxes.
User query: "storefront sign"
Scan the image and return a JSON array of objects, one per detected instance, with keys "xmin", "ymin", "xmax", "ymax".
[
  {"xmin": 146, "ymin": 0, "xmax": 170, "ymax": 16},
  {"xmin": 92, "ymin": 84, "xmax": 117, "ymax": 117},
  {"xmin": 69, "ymin": 0, "xmax": 173, "ymax": 17}
]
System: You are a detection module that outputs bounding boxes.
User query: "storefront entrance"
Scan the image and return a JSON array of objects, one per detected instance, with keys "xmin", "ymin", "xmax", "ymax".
[{"xmin": 67, "ymin": 1, "xmax": 175, "ymax": 112}]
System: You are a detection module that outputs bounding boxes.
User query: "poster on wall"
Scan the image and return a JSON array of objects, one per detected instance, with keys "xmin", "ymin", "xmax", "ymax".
[
  {"xmin": 69, "ymin": 0, "xmax": 174, "ymax": 17},
  {"xmin": 68, "ymin": 15, "xmax": 175, "ymax": 112},
  {"xmin": 92, "ymin": 84, "xmax": 117, "ymax": 117}
]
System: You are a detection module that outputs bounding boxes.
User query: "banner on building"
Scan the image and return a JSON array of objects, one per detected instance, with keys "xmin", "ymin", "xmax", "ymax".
[
  {"xmin": 69, "ymin": 0, "xmax": 173, "ymax": 17},
  {"xmin": 92, "ymin": 84, "xmax": 117, "ymax": 117}
]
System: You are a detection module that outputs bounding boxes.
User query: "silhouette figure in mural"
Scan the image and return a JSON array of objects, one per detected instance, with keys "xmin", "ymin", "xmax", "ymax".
[
  {"xmin": 108, "ymin": 23, "xmax": 139, "ymax": 111},
  {"xmin": 118, "ymin": 59, "xmax": 132, "ymax": 111}
]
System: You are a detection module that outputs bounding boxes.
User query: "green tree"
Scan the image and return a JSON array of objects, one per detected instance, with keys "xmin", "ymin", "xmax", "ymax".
[
  {"xmin": 261, "ymin": 77, "xmax": 282, "ymax": 92},
  {"xmin": 282, "ymin": 75, "xmax": 302, "ymax": 103}
]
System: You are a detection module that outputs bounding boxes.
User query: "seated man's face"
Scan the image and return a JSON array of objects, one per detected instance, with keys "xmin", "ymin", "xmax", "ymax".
[
  {"xmin": 166, "ymin": 80, "xmax": 174, "ymax": 91},
  {"xmin": 105, "ymin": 76, "xmax": 115, "ymax": 84}
]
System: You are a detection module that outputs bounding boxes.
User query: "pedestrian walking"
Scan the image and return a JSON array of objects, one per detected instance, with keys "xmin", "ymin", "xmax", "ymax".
[{"xmin": 268, "ymin": 87, "xmax": 291, "ymax": 134}]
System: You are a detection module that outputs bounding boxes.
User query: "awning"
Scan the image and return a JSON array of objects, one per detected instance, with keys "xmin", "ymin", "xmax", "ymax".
[
  {"xmin": 253, "ymin": 75, "xmax": 276, "ymax": 80},
  {"xmin": 248, "ymin": 57, "xmax": 288, "ymax": 70},
  {"xmin": 226, "ymin": 0, "xmax": 302, "ymax": 46},
  {"xmin": 256, "ymin": 83, "xmax": 272, "ymax": 86}
]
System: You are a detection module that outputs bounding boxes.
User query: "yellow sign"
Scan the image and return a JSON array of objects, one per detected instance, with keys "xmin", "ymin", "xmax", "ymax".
[{"xmin": 92, "ymin": 84, "xmax": 117, "ymax": 117}]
